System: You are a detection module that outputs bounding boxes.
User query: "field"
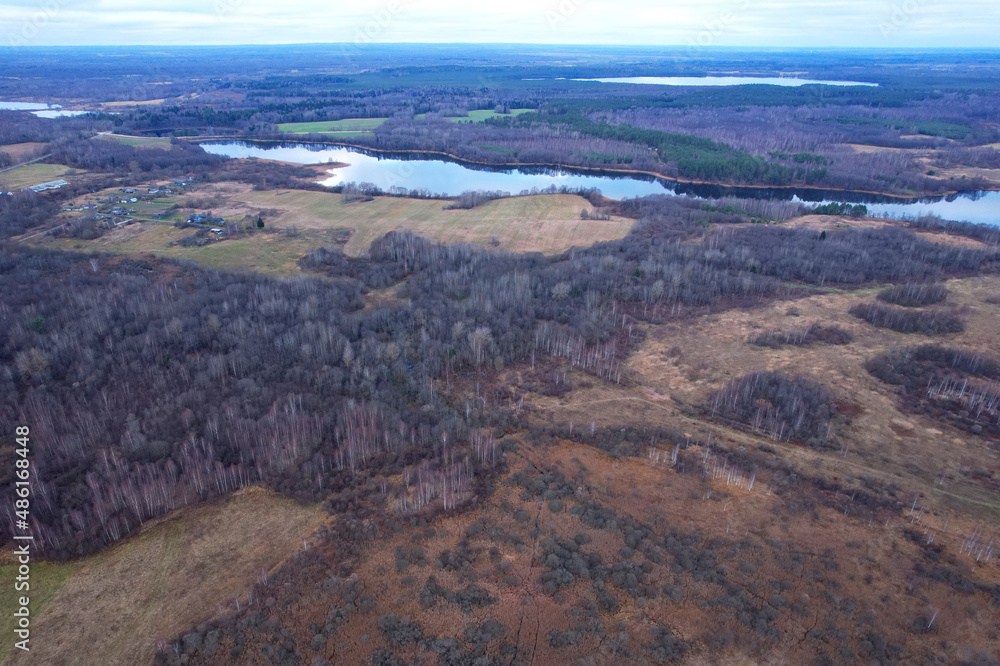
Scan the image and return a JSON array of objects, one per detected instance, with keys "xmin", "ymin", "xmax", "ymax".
[
  {"xmin": 38, "ymin": 223, "xmax": 326, "ymax": 276},
  {"xmin": 1, "ymin": 488, "xmax": 324, "ymax": 666},
  {"xmin": 36, "ymin": 189, "xmax": 633, "ymax": 275},
  {"xmin": 276, "ymin": 110, "xmax": 535, "ymax": 134},
  {"xmin": 0, "ymin": 142, "xmax": 48, "ymax": 161},
  {"xmin": 529, "ymin": 272, "xmax": 1000, "ymax": 513},
  {"xmin": 237, "ymin": 190, "xmax": 633, "ymax": 256},
  {"xmin": 0, "ymin": 163, "xmax": 78, "ymax": 190},
  {"xmin": 277, "ymin": 118, "xmax": 388, "ymax": 133},
  {"xmin": 448, "ymin": 108, "xmax": 534, "ymax": 122},
  {"xmin": 95, "ymin": 134, "xmax": 174, "ymax": 150}
]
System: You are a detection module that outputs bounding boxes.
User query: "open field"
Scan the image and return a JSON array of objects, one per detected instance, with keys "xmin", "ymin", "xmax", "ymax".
[
  {"xmin": 784, "ymin": 214, "xmax": 993, "ymax": 248},
  {"xmin": 276, "ymin": 110, "xmax": 535, "ymax": 134},
  {"xmin": 193, "ymin": 421, "xmax": 1000, "ymax": 664},
  {"xmin": 1, "ymin": 488, "xmax": 324, "ymax": 666},
  {"xmin": 278, "ymin": 118, "xmax": 388, "ymax": 133},
  {"xmin": 238, "ymin": 190, "xmax": 634, "ymax": 256},
  {"xmin": 95, "ymin": 133, "xmax": 174, "ymax": 150},
  {"xmin": 32, "ymin": 190, "xmax": 633, "ymax": 274},
  {"xmin": 448, "ymin": 108, "xmax": 535, "ymax": 122},
  {"xmin": 98, "ymin": 98, "xmax": 167, "ymax": 108},
  {"xmin": 36, "ymin": 223, "xmax": 328, "ymax": 276},
  {"xmin": 0, "ymin": 142, "xmax": 48, "ymax": 161},
  {"xmin": 526, "ymin": 273, "xmax": 1000, "ymax": 516},
  {"xmin": 0, "ymin": 163, "xmax": 78, "ymax": 190}
]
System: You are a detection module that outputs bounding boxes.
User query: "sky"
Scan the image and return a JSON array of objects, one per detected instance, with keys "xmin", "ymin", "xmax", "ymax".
[{"xmin": 2, "ymin": 0, "xmax": 999, "ymax": 48}]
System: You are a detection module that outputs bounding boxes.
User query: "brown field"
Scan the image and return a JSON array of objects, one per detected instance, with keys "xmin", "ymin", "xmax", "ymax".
[
  {"xmin": 784, "ymin": 213, "xmax": 898, "ymax": 232},
  {"xmin": 35, "ymin": 223, "xmax": 330, "ymax": 277},
  {"xmin": 528, "ymin": 274, "xmax": 1000, "ymax": 514},
  {"xmin": 32, "ymin": 186, "xmax": 634, "ymax": 275},
  {"xmin": 0, "ymin": 142, "xmax": 48, "ymax": 161},
  {"xmin": 99, "ymin": 98, "xmax": 168, "ymax": 108},
  {"xmin": 2, "ymin": 488, "xmax": 324, "ymax": 666},
  {"xmin": 0, "ymin": 163, "xmax": 79, "ymax": 191},
  {"xmin": 784, "ymin": 214, "xmax": 991, "ymax": 249},
  {"xmin": 95, "ymin": 134, "xmax": 174, "ymax": 150},
  {"xmin": 237, "ymin": 189, "xmax": 634, "ymax": 256},
  {"xmin": 195, "ymin": 422, "xmax": 1000, "ymax": 664}
]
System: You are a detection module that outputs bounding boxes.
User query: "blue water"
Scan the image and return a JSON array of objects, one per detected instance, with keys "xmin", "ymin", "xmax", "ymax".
[
  {"xmin": 32, "ymin": 110, "xmax": 92, "ymax": 118},
  {"xmin": 201, "ymin": 142, "xmax": 999, "ymax": 226},
  {"xmin": 572, "ymin": 76, "xmax": 879, "ymax": 87},
  {"xmin": 201, "ymin": 142, "xmax": 672, "ymax": 200},
  {"xmin": 0, "ymin": 101, "xmax": 61, "ymax": 111}
]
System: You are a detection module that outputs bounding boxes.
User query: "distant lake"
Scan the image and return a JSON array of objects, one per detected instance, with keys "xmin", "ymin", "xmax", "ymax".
[
  {"xmin": 201, "ymin": 142, "xmax": 998, "ymax": 226},
  {"xmin": 31, "ymin": 110, "xmax": 92, "ymax": 118},
  {"xmin": 573, "ymin": 76, "xmax": 879, "ymax": 87},
  {"xmin": 0, "ymin": 101, "xmax": 61, "ymax": 111},
  {"xmin": 201, "ymin": 142, "xmax": 673, "ymax": 200}
]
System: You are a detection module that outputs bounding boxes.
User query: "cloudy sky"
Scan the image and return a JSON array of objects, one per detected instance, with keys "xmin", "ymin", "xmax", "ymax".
[{"xmin": 2, "ymin": 0, "xmax": 998, "ymax": 48}]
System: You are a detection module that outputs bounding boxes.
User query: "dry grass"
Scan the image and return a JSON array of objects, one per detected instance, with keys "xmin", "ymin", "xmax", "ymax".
[
  {"xmin": 528, "ymin": 275, "xmax": 1000, "ymax": 516},
  {"xmin": 783, "ymin": 214, "xmax": 897, "ymax": 232},
  {"xmin": 35, "ymin": 223, "xmax": 333, "ymax": 277},
  {"xmin": 3, "ymin": 487, "xmax": 324, "ymax": 666},
  {"xmin": 0, "ymin": 163, "xmax": 79, "ymax": 191},
  {"xmin": 784, "ymin": 215, "xmax": 989, "ymax": 249},
  {"xmin": 237, "ymin": 190, "xmax": 634, "ymax": 256},
  {"xmin": 99, "ymin": 99, "xmax": 167, "ymax": 108},
  {"xmin": 95, "ymin": 134, "xmax": 174, "ymax": 150},
  {"xmin": 263, "ymin": 430, "xmax": 1000, "ymax": 664},
  {"xmin": 37, "ymin": 186, "xmax": 632, "ymax": 274},
  {"xmin": 0, "ymin": 142, "xmax": 47, "ymax": 161}
]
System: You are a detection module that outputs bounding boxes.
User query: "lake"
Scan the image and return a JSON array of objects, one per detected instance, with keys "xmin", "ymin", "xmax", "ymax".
[
  {"xmin": 0, "ymin": 101, "xmax": 61, "ymax": 111},
  {"xmin": 31, "ymin": 110, "xmax": 92, "ymax": 118},
  {"xmin": 573, "ymin": 76, "xmax": 879, "ymax": 87},
  {"xmin": 200, "ymin": 142, "xmax": 999, "ymax": 226}
]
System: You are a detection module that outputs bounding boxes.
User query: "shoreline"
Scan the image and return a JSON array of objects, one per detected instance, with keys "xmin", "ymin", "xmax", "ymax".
[{"xmin": 188, "ymin": 135, "xmax": 998, "ymax": 202}]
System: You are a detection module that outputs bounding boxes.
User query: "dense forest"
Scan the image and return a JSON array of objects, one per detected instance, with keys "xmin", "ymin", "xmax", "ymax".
[
  {"xmin": 4, "ymin": 47, "xmax": 1000, "ymax": 196},
  {"xmin": 2, "ymin": 45, "xmax": 1000, "ymax": 666},
  {"xmin": 2, "ymin": 191, "xmax": 997, "ymax": 558}
]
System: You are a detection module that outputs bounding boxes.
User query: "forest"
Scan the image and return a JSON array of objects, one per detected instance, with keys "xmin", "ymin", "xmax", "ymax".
[
  {"xmin": 2, "ymin": 45, "xmax": 1000, "ymax": 666},
  {"xmin": 2, "ymin": 191, "xmax": 997, "ymax": 558}
]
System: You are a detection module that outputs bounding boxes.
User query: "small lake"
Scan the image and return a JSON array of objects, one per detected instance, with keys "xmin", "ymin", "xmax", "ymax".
[
  {"xmin": 0, "ymin": 101, "xmax": 62, "ymax": 111},
  {"xmin": 201, "ymin": 142, "xmax": 999, "ymax": 226},
  {"xmin": 572, "ymin": 76, "xmax": 879, "ymax": 87},
  {"xmin": 33, "ymin": 110, "xmax": 94, "ymax": 118}
]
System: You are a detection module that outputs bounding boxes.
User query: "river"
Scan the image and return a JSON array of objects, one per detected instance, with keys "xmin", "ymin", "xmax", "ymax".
[{"xmin": 200, "ymin": 142, "xmax": 999, "ymax": 226}]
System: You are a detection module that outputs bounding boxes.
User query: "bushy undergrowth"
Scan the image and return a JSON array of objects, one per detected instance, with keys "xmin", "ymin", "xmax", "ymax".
[{"xmin": 849, "ymin": 302, "xmax": 965, "ymax": 335}]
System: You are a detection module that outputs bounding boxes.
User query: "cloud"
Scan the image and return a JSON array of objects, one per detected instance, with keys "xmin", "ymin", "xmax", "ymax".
[{"xmin": 0, "ymin": 0, "xmax": 997, "ymax": 46}]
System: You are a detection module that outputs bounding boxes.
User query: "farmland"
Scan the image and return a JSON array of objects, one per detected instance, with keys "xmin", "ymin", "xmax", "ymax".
[
  {"xmin": 32, "ymin": 189, "xmax": 634, "ymax": 274},
  {"xmin": 95, "ymin": 134, "xmax": 175, "ymax": 150},
  {"xmin": 277, "ymin": 118, "xmax": 388, "ymax": 133},
  {"xmin": 0, "ymin": 163, "xmax": 78, "ymax": 190},
  {"xmin": 0, "ymin": 142, "xmax": 48, "ymax": 161},
  {"xmin": 2, "ymin": 488, "xmax": 324, "ymax": 666}
]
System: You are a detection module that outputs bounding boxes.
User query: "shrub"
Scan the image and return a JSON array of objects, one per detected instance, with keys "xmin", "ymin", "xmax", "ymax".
[
  {"xmin": 748, "ymin": 323, "xmax": 853, "ymax": 348},
  {"xmin": 865, "ymin": 345, "xmax": 1000, "ymax": 438},
  {"xmin": 377, "ymin": 615, "xmax": 423, "ymax": 647},
  {"xmin": 877, "ymin": 283, "xmax": 949, "ymax": 307},
  {"xmin": 710, "ymin": 371, "xmax": 836, "ymax": 447},
  {"xmin": 849, "ymin": 302, "xmax": 964, "ymax": 335}
]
